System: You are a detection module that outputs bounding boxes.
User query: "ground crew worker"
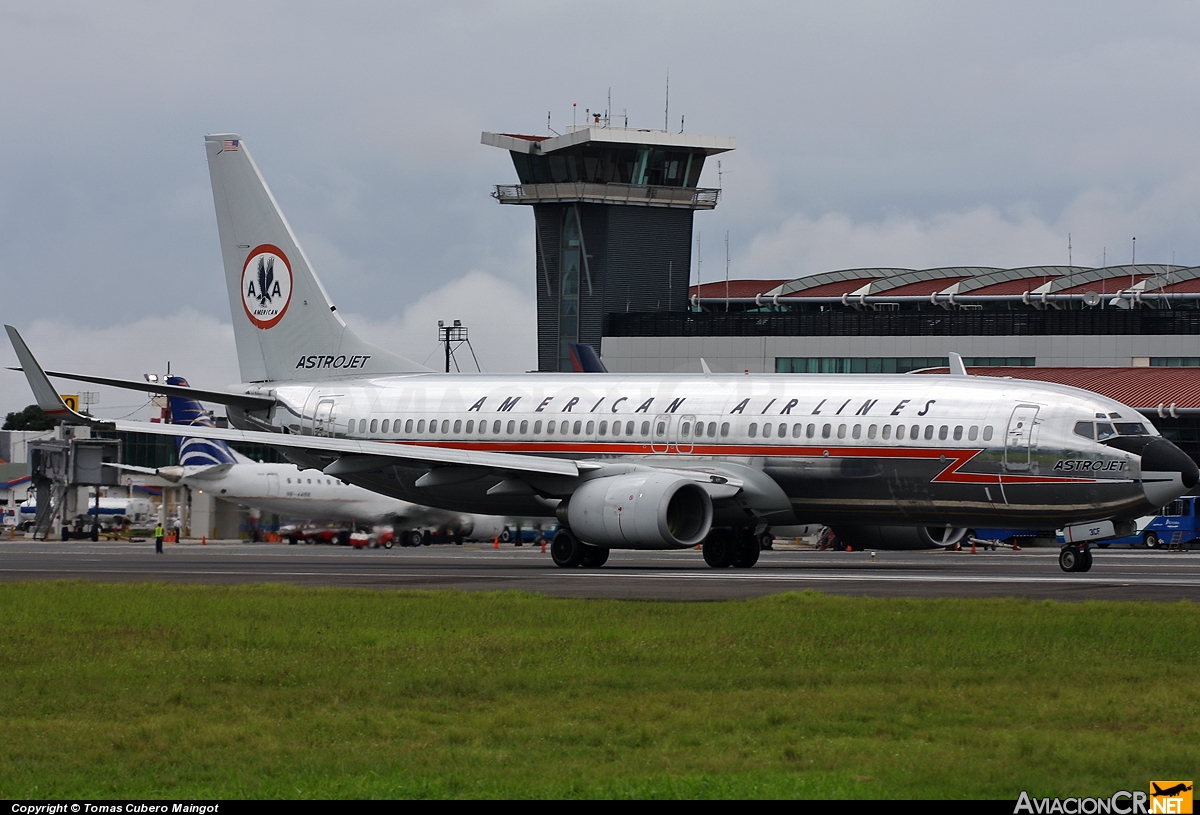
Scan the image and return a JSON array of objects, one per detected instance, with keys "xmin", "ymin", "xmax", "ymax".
[
  {"xmin": 173, "ymin": 517, "xmax": 182, "ymax": 543},
  {"xmin": 154, "ymin": 522, "xmax": 164, "ymax": 554}
]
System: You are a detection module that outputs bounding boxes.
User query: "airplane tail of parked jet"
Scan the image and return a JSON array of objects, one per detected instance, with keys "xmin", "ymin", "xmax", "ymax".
[
  {"xmin": 204, "ymin": 134, "xmax": 428, "ymax": 384},
  {"xmin": 164, "ymin": 376, "xmax": 249, "ymax": 467}
]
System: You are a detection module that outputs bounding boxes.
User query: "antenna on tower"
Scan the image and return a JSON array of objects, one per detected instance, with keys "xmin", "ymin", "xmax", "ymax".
[
  {"xmin": 664, "ymin": 69, "xmax": 669, "ymax": 131},
  {"xmin": 1068, "ymin": 232, "xmax": 1072, "ymax": 267},
  {"xmin": 680, "ymin": 114, "xmax": 685, "ymax": 134},
  {"xmin": 607, "ymin": 87, "xmax": 611, "ymax": 127},
  {"xmin": 718, "ymin": 160, "xmax": 723, "ymax": 189}
]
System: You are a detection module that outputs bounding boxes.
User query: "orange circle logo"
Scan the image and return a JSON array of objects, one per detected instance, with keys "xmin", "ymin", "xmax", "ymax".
[{"xmin": 241, "ymin": 244, "xmax": 293, "ymax": 329}]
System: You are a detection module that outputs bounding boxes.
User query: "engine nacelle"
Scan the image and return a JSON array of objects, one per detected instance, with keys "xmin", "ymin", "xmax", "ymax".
[
  {"xmin": 833, "ymin": 525, "xmax": 969, "ymax": 550},
  {"xmin": 567, "ymin": 472, "xmax": 713, "ymax": 549}
]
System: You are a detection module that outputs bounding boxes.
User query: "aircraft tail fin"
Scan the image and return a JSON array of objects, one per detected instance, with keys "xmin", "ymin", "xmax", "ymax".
[
  {"xmin": 204, "ymin": 134, "xmax": 429, "ymax": 383},
  {"xmin": 165, "ymin": 376, "xmax": 248, "ymax": 465},
  {"xmin": 567, "ymin": 343, "xmax": 608, "ymax": 373}
]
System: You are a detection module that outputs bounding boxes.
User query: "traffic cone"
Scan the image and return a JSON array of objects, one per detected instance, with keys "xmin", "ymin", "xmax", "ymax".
[
  {"xmin": 493, "ymin": 537, "xmax": 499, "ymax": 549},
  {"xmin": 201, "ymin": 536, "xmax": 206, "ymax": 546},
  {"xmin": 540, "ymin": 538, "xmax": 546, "ymax": 553},
  {"xmin": 1012, "ymin": 541, "xmax": 1020, "ymax": 552},
  {"xmin": 970, "ymin": 541, "xmax": 977, "ymax": 554}
]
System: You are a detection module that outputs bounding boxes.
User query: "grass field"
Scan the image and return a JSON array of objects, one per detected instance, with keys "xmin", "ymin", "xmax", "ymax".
[{"xmin": 0, "ymin": 582, "xmax": 1197, "ymax": 799}]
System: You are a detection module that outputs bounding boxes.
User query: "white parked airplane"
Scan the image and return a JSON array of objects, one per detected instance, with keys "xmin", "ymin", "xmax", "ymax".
[
  {"xmin": 7, "ymin": 133, "xmax": 1196, "ymax": 573},
  {"xmin": 111, "ymin": 379, "xmax": 525, "ymax": 545}
]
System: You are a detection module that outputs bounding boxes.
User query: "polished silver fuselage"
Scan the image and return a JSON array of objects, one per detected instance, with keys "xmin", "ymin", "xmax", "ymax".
[{"xmin": 235, "ymin": 372, "xmax": 1184, "ymax": 531}]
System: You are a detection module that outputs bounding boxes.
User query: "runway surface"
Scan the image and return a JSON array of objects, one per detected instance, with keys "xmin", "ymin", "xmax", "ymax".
[{"xmin": 0, "ymin": 539, "xmax": 1198, "ymax": 601}]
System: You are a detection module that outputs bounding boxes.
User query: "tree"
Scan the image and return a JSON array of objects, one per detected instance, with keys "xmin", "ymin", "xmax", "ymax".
[{"xmin": 2, "ymin": 404, "xmax": 58, "ymax": 431}]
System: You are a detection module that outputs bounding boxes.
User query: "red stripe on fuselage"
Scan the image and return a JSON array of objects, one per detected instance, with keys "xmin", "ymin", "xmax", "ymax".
[{"xmin": 373, "ymin": 439, "xmax": 1104, "ymax": 485}]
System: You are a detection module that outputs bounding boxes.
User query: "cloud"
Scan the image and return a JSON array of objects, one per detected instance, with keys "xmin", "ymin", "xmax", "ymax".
[
  {"xmin": 0, "ymin": 310, "xmax": 238, "ymax": 422},
  {"xmin": 341, "ymin": 270, "xmax": 536, "ymax": 373}
]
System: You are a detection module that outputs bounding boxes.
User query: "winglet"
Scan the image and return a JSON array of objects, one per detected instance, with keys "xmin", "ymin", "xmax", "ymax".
[
  {"xmin": 5, "ymin": 325, "xmax": 97, "ymax": 425},
  {"xmin": 948, "ymin": 352, "xmax": 968, "ymax": 377}
]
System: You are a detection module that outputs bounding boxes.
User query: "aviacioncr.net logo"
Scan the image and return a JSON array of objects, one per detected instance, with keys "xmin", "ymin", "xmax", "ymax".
[{"xmin": 241, "ymin": 244, "xmax": 293, "ymax": 329}]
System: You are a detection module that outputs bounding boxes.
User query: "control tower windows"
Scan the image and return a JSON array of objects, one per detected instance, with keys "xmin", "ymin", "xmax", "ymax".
[{"xmin": 558, "ymin": 210, "xmax": 582, "ymax": 370}]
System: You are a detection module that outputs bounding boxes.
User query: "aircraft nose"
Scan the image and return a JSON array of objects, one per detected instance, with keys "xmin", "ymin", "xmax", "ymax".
[{"xmin": 1141, "ymin": 438, "xmax": 1199, "ymax": 506}]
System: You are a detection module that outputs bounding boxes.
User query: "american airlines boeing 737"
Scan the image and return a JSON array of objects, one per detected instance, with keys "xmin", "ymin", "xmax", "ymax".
[{"xmin": 7, "ymin": 134, "xmax": 1196, "ymax": 573}]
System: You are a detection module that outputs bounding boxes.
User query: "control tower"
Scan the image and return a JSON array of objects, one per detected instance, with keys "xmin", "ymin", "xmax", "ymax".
[{"xmin": 483, "ymin": 124, "xmax": 735, "ymax": 371}]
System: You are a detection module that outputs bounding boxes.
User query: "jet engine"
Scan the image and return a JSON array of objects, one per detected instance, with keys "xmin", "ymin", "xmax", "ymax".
[
  {"xmin": 832, "ymin": 524, "xmax": 969, "ymax": 550},
  {"xmin": 565, "ymin": 472, "xmax": 713, "ymax": 549}
]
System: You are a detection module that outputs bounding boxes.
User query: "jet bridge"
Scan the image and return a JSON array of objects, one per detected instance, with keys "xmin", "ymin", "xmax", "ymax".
[{"xmin": 28, "ymin": 428, "xmax": 120, "ymax": 540}]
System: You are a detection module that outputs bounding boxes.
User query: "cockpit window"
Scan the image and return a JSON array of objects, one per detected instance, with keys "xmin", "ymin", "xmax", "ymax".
[
  {"xmin": 1114, "ymin": 422, "xmax": 1149, "ymax": 436},
  {"xmin": 1073, "ymin": 421, "xmax": 1094, "ymax": 440},
  {"xmin": 1095, "ymin": 422, "xmax": 1117, "ymax": 441}
]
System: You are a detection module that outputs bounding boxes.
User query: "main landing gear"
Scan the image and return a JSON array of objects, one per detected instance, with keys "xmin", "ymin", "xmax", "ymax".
[
  {"xmin": 702, "ymin": 528, "xmax": 760, "ymax": 569},
  {"xmin": 1059, "ymin": 545, "xmax": 1094, "ymax": 573},
  {"xmin": 550, "ymin": 529, "xmax": 609, "ymax": 568}
]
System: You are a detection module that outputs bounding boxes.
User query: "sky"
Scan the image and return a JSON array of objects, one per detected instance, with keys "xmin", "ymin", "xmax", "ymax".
[{"xmin": 3, "ymin": 1, "xmax": 1200, "ymax": 419}]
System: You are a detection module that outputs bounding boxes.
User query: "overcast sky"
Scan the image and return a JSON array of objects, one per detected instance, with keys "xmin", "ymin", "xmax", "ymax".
[{"xmin": 4, "ymin": 1, "xmax": 1200, "ymax": 420}]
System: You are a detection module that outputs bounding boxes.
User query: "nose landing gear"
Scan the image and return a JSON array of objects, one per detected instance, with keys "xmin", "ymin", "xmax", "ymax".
[{"xmin": 1059, "ymin": 545, "xmax": 1094, "ymax": 573}]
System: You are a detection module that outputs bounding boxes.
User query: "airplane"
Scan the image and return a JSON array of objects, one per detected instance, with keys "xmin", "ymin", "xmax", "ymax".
[
  {"xmin": 6, "ymin": 133, "xmax": 1197, "ymax": 573},
  {"xmin": 111, "ymin": 378, "xmax": 531, "ymax": 545},
  {"xmin": 1151, "ymin": 783, "xmax": 1193, "ymax": 798}
]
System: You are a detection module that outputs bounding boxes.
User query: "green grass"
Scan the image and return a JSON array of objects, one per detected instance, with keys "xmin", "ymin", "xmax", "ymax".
[{"xmin": 0, "ymin": 583, "xmax": 1197, "ymax": 798}]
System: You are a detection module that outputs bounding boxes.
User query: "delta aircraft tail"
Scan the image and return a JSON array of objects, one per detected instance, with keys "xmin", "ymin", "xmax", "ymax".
[{"xmin": 204, "ymin": 134, "xmax": 428, "ymax": 383}]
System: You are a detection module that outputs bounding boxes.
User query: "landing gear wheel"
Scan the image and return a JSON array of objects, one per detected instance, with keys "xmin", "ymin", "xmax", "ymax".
[
  {"xmin": 407, "ymin": 530, "xmax": 422, "ymax": 548},
  {"xmin": 500, "ymin": 528, "xmax": 512, "ymax": 543},
  {"xmin": 550, "ymin": 529, "xmax": 586, "ymax": 568},
  {"xmin": 1060, "ymin": 547, "xmax": 1089, "ymax": 573},
  {"xmin": 733, "ymin": 531, "xmax": 761, "ymax": 568},
  {"xmin": 580, "ymin": 545, "xmax": 610, "ymax": 568},
  {"xmin": 383, "ymin": 538, "xmax": 393, "ymax": 549},
  {"xmin": 1079, "ymin": 549, "xmax": 1093, "ymax": 572},
  {"xmin": 1144, "ymin": 531, "xmax": 1160, "ymax": 550},
  {"xmin": 703, "ymin": 529, "xmax": 737, "ymax": 568}
]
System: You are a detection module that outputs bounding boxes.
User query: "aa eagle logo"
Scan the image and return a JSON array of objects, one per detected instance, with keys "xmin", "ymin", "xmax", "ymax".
[{"xmin": 241, "ymin": 244, "xmax": 293, "ymax": 329}]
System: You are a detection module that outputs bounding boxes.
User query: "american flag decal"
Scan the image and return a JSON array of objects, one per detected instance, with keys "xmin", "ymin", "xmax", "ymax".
[{"xmin": 223, "ymin": 139, "xmax": 239, "ymax": 151}]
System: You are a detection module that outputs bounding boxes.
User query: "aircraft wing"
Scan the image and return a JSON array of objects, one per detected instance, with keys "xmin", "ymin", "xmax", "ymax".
[{"xmin": 7, "ymin": 367, "xmax": 276, "ymax": 411}]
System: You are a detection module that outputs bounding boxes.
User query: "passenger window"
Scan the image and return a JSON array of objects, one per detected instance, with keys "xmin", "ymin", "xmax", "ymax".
[
  {"xmin": 442, "ymin": 420, "xmax": 450, "ymax": 433},
  {"xmin": 370, "ymin": 419, "xmax": 378, "ymax": 433},
  {"xmin": 793, "ymin": 423, "xmax": 803, "ymax": 438},
  {"xmin": 640, "ymin": 421, "xmax": 650, "ymax": 436},
  {"xmin": 748, "ymin": 423, "xmax": 758, "ymax": 438},
  {"xmin": 896, "ymin": 425, "xmax": 905, "ymax": 440},
  {"xmin": 405, "ymin": 419, "xmax": 414, "ymax": 433},
  {"xmin": 953, "ymin": 425, "xmax": 962, "ymax": 441},
  {"xmin": 778, "ymin": 423, "xmax": 787, "ymax": 437},
  {"xmin": 493, "ymin": 420, "xmax": 502, "ymax": 434},
  {"xmin": 867, "ymin": 424, "xmax": 877, "ymax": 439},
  {"xmin": 465, "ymin": 420, "xmax": 474, "ymax": 433},
  {"xmin": 417, "ymin": 419, "xmax": 426, "ymax": 433},
  {"xmin": 585, "ymin": 421, "xmax": 594, "ymax": 434},
  {"xmin": 807, "ymin": 423, "xmax": 816, "ymax": 439},
  {"xmin": 852, "ymin": 424, "xmax": 862, "ymax": 439},
  {"xmin": 479, "ymin": 421, "xmax": 487, "ymax": 436},
  {"xmin": 882, "ymin": 424, "xmax": 891, "ymax": 440},
  {"xmin": 558, "ymin": 420, "xmax": 567, "ymax": 434},
  {"xmin": 924, "ymin": 425, "xmax": 935, "ymax": 441},
  {"xmin": 983, "ymin": 426, "xmax": 994, "ymax": 441},
  {"xmin": 720, "ymin": 422, "xmax": 730, "ymax": 437},
  {"xmin": 968, "ymin": 425, "xmax": 978, "ymax": 441},
  {"xmin": 657, "ymin": 421, "xmax": 667, "ymax": 436},
  {"xmin": 534, "ymin": 420, "xmax": 542, "ymax": 434},
  {"xmin": 762, "ymin": 423, "xmax": 771, "ymax": 438},
  {"xmin": 938, "ymin": 426, "xmax": 948, "ymax": 441},
  {"xmin": 708, "ymin": 423, "xmax": 717, "ymax": 438},
  {"xmin": 507, "ymin": 420, "xmax": 515, "ymax": 434},
  {"xmin": 547, "ymin": 421, "xmax": 555, "ymax": 435},
  {"xmin": 599, "ymin": 421, "xmax": 608, "ymax": 435},
  {"xmin": 837, "ymin": 424, "xmax": 846, "ymax": 439},
  {"xmin": 453, "ymin": 420, "xmax": 462, "ymax": 433},
  {"xmin": 609, "ymin": 421, "xmax": 619, "ymax": 436},
  {"xmin": 573, "ymin": 421, "xmax": 582, "ymax": 434},
  {"xmin": 1096, "ymin": 423, "xmax": 1117, "ymax": 441},
  {"xmin": 681, "ymin": 422, "xmax": 691, "ymax": 437},
  {"xmin": 822, "ymin": 423, "xmax": 831, "ymax": 439},
  {"xmin": 286, "ymin": 478, "xmax": 291, "ymax": 484},
  {"xmin": 381, "ymin": 419, "xmax": 389, "ymax": 433}
]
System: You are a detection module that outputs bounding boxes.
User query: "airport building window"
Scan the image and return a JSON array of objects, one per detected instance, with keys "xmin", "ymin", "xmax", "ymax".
[
  {"xmin": 1150, "ymin": 358, "xmax": 1200, "ymax": 367},
  {"xmin": 776, "ymin": 357, "xmax": 951, "ymax": 374}
]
